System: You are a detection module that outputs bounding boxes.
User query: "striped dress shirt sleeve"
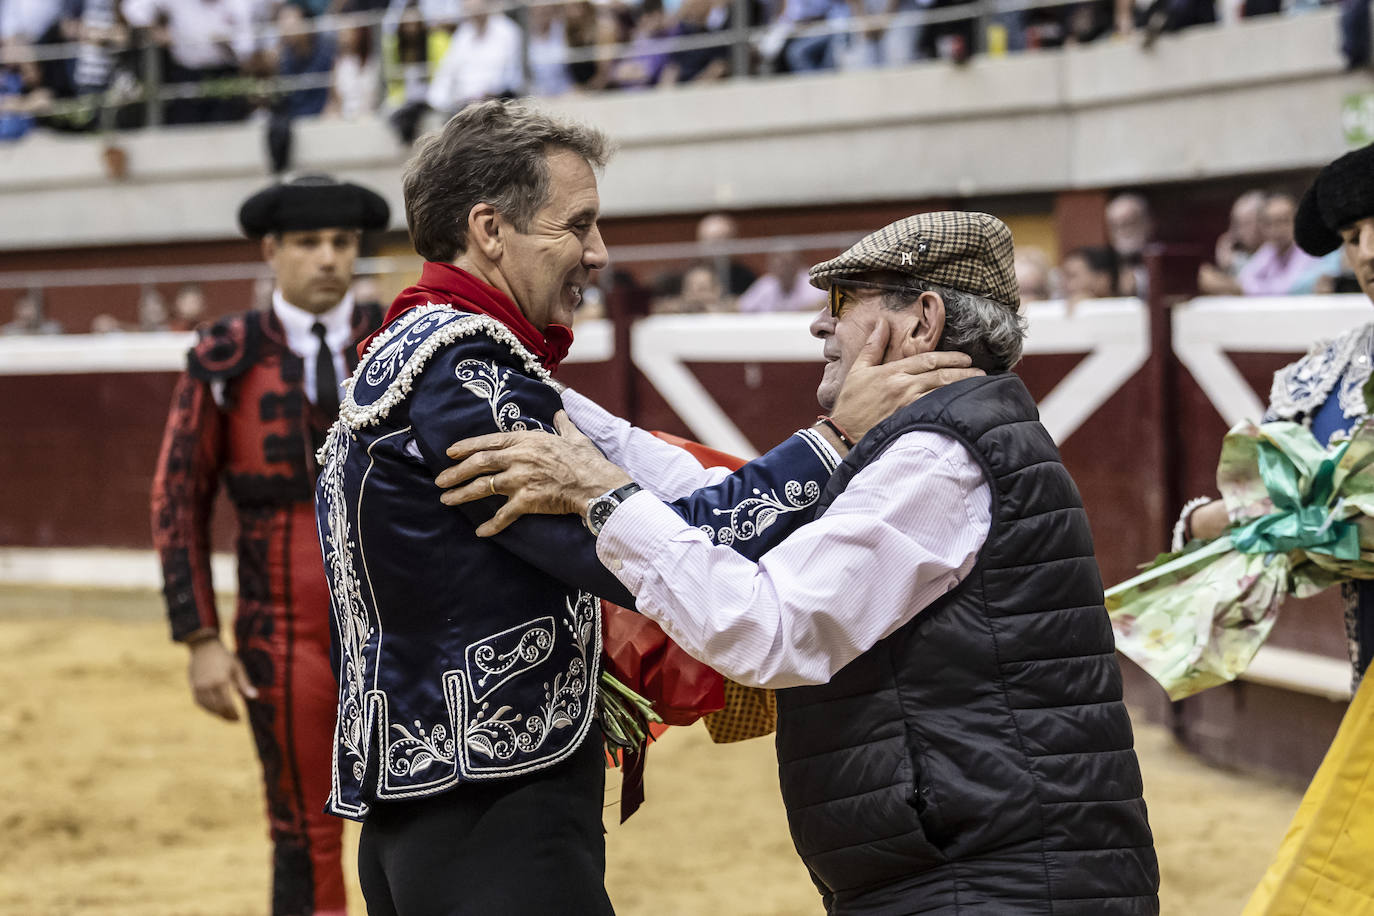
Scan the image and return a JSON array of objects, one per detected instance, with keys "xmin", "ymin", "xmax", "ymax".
[{"xmin": 595, "ymin": 430, "xmax": 992, "ymax": 689}]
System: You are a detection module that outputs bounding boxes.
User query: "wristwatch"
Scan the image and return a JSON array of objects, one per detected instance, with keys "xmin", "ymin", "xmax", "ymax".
[{"xmin": 585, "ymin": 482, "xmax": 643, "ymax": 536}]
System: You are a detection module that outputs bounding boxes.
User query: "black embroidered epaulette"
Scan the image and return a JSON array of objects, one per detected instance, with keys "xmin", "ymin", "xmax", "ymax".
[{"xmin": 187, "ymin": 312, "xmax": 263, "ymax": 384}]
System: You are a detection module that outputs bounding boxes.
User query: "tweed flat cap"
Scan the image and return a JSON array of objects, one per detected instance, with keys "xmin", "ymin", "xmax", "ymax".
[
  {"xmin": 809, "ymin": 211, "xmax": 1019, "ymax": 309},
  {"xmin": 1296, "ymin": 142, "xmax": 1374, "ymax": 257},
  {"xmin": 239, "ymin": 173, "xmax": 390, "ymax": 239}
]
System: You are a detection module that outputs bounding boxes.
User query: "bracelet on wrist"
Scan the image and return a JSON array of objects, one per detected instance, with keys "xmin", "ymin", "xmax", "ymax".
[{"xmin": 815, "ymin": 415, "xmax": 855, "ymax": 449}]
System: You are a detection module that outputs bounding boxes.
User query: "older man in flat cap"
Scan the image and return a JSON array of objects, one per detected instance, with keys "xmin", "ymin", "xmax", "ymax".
[
  {"xmin": 437, "ymin": 211, "xmax": 1161, "ymax": 914},
  {"xmin": 1184, "ymin": 143, "xmax": 1374, "ymax": 688},
  {"xmin": 151, "ymin": 173, "xmax": 389, "ymax": 916}
]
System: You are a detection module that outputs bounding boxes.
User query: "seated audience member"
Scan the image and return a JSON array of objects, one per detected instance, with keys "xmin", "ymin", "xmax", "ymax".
[
  {"xmin": 1060, "ymin": 245, "xmax": 1119, "ymax": 306},
  {"xmin": 780, "ymin": 0, "xmax": 839, "ymax": 72},
  {"xmin": 662, "ymin": 0, "xmax": 733, "ymax": 84},
  {"xmin": 917, "ymin": 0, "xmax": 977, "ymax": 62},
  {"xmin": 72, "ymin": 0, "xmax": 133, "ymax": 104},
  {"xmin": 1106, "ymin": 191, "xmax": 1153, "ymax": 297},
  {"xmin": 1200, "ymin": 193, "xmax": 1321, "ymax": 296},
  {"xmin": 833, "ymin": 0, "xmax": 919, "ymax": 69},
  {"xmin": 1014, "ymin": 247, "xmax": 1052, "ymax": 302},
  {"xmin": 169, "ymin": 283, "xmax": 207, "ymax": 331},
  {"xmin": 328, "ymin": 24, "xmax": 380, "ymax": 118},
  {"xmin": 137, "ymin": 287, "xmax": 171, "ymax": 331},
  {"xmin": 694, "ymin": 212, "xmax": 757, "ymax": 295},
  {"xmin": 0, "ymin": 39, "xmax": 51, "ymax": 140},
  {"xmin": 528, "ymin": 2, "xmax": 573, "ymax": 96},
  {"xmin": 383, "ymin": 4, "xmax": 432, "ymax": 143},
  {"xmin": 565, "ymin": 1, "xmax": 617, "ymax": 91},
  {"xmin": 738, "ymin": 250, "xmax": 826, "ymax": 312},
  {"xmin": 275, "ymin": 4, "xmax": 335, "ymax": 119},
  {"xmin": 1292, "ymin": 249, "xmax": 1360, "ymax": 296},
  {"xmin": 2, "ymin": 289, "xmax": 62, "ymax": 335},
  {"xmin": 609, "ymin": 0, "xmax": 676, "ymax": 89},
  {"xmin": 1198, "ymin": 189, "xmax": 1267, "ymax": 292},
  {"xmin": 427, "ymin": 0, "xmax": 523, "ymax": 114},
  {"xmin": 654, "ymin": 261, "xmax": 731, "ymax": 314},
  {"xmin": 121, "ymin": 0, "xmax": 258, "ymax": 124}
]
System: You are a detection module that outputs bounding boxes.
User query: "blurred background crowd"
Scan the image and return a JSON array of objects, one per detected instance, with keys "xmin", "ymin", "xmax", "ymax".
[
  {"xmin": 0, "ymin": 0, "xmax": 1362, "ymax": 148},
  {"xmin": 1, "ymin": 187, "xmax": 1354, "ymax": 336}
]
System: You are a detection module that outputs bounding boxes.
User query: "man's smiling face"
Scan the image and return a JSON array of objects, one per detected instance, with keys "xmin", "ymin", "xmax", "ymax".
[{"xmin": 499, "ymin": 148, "xmax": 609, "ymax": 331}]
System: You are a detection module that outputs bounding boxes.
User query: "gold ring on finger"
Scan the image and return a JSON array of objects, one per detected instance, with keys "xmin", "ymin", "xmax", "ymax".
[{"xmin": 488, "ymin": 476, "xmax": 498, "ymax": 497}]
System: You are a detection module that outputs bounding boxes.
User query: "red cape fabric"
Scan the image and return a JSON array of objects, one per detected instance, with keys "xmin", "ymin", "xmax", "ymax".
[{"xmin": 358, "ymin": 261, "xmax": 574, "ymax": 371}]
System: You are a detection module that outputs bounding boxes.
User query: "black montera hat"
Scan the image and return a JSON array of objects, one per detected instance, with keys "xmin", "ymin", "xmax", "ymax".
[
  {"xmin": 238, "ymin": 173, "xmax": 390, "ymax": 238},
  {"xmin": 1295, "ymin": 143, "xmax": 1374, "ymax": 256}
]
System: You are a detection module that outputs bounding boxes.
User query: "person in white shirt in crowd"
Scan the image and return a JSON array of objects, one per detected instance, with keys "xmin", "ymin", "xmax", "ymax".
[
  {"xmin": 121, "ymin": 0, "xmax": 259, "ymax": 123},
  {"xmin": 737, "ymin": 248, "xmax": 827, "ymax": 312},
  {"xmin": 426, "ymin": 0, "xmax": 524, "ymax": 114},
  {"xmin": 0, "ymin": 0, "xmax": 64, "ymax": 44},
  {"xmin": 528, "ymin": 1, "xmax": 574, "ymax": 96},
  {"xmin": 327, "ymin": 24, "xmax": 380, "ymax": 118},
  {"xmin": 436, "ymin": 210, "xmax": 1159, "ymax": 915},
  {"xmin": 1013, "ymin": 246, "xmax": 1052, "ymax": 302}
]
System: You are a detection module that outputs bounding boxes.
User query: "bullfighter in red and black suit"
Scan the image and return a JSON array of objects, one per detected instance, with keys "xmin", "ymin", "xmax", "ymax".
[{"xmin": 151, "ymin": 174, "xmax": 390, "ymax": 916}]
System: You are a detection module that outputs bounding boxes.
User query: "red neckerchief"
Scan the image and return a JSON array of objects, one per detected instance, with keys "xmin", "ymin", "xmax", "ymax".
[{"xmin": 358, "ymin": 261, "xmax": 574, "ymax": 372}]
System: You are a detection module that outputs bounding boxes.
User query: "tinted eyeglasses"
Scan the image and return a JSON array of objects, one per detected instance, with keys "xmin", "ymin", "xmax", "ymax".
[{"xmin": 827, "ymin": 279, "xmax": 920, "ymax": 320}]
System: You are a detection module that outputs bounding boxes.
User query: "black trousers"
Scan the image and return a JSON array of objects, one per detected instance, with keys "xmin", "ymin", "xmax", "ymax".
[{"xmin": 357, "ymin": 737, "xmax": 616, "ymax": 916}]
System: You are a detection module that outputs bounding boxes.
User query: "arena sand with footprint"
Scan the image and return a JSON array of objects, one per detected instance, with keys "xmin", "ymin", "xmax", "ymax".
[{"xmin": 0, "ymin": 585, "xmax": 1305, "ymax": 915}]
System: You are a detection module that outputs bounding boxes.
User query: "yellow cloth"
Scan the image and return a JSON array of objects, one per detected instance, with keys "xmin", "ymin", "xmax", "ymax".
[{"xmin": 1243, "ymin": 673, "xmax": 1374, "ymax": 916}]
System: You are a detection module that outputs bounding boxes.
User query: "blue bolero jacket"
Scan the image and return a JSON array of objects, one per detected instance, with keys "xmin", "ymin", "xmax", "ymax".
[{"xmin": 315, "ymin": 305, "xmax": 839, "ymax": 819}]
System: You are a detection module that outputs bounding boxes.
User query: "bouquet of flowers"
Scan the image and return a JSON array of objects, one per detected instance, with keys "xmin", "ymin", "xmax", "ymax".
[{"xmin": 1107, "ymin": 403, "xmax": 1374, "ymax": 700}]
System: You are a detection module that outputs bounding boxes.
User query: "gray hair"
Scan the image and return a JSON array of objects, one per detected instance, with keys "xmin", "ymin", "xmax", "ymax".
[
  {"xmin": 884, "ymin": 281, "xmax": 1027, "ymax": 371},
  {"xmin": 402, "ymin": 100, "xmax": 613, "ymax": 263}
]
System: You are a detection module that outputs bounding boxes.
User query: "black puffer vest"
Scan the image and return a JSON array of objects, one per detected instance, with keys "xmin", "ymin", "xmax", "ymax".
[{"xmin": 775, "ymin": 374, "xmax": 1159, "ymax": 915}]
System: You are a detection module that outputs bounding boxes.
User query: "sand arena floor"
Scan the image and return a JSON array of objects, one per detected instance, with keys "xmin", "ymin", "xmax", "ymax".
[{"xmin": 0, "ymin": 585, "xmax": 1308, "ymax": 915}]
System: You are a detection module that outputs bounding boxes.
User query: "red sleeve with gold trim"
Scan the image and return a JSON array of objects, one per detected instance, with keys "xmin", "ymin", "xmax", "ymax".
[{"xmin": 151, "ymin": 373, "xmax": 226, "ymax": 641}]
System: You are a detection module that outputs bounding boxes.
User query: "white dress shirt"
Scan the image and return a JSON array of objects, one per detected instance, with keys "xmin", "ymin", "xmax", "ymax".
[
  {"xmin": 0, "ymin": 0, "xmax": 63, "ymax": 41},
  {"xmin": 120, "ymin": 0, "xmax": 257, "ymax": 69},
  {"xmin": 271, "ymin": 290, "xmax": 354, "ymax": 406},
  {"xmin": 561, "ymin": 390, "xmax": 992, "ymax": 689},
  {"xmin": 426, "ymin": 13, "xmax": 524, "ymax": 112}
]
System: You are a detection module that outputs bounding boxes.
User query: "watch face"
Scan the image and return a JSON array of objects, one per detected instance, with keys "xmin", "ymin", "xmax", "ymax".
[{"xmin": 589, "ymin": 498, "xmax": 616, "ymax": 533}]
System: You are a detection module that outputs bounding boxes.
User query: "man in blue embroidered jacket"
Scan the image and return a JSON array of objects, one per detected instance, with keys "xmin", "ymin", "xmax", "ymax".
[
  {"xmin": 313, "ymin": 101, "xmax": 974, "ymax": 916},
  {"xmin": 438, "ymin": 212, "xmax": 1160, "ymax": 914}
]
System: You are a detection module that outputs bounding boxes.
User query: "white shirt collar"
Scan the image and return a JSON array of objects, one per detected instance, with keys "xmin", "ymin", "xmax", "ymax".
[{"xmin": 272, "ymin": 288, "xmax": 355, "ymax": 359}]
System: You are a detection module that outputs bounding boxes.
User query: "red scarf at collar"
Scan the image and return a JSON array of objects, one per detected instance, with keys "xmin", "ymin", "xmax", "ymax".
[{"xmin": 360, "ymin": 261, "xmax": 574, "ymax": 372}]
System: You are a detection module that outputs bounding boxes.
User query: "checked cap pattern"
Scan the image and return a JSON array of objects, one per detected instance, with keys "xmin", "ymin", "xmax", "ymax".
[{"xmin": 808, "ymin": 211, "xmax": 1020, "ymax": 309}]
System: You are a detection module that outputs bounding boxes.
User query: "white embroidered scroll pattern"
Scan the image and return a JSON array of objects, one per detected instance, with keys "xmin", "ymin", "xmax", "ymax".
[
  {"xmin": 700, "ymin": 480, "xmax": 822, "ymax": 546},
  {"xmin": 454, "ymin": 359, "xmax": 553, "ymax": 433},
  {"xmin": 464, "ymin": 592, "xmax": 596, "ymax": 762},
  {"xmin": 466, "ymin": 617, "xmax": 556, "ymax": 702},
  {"xmin": 387, "ymin": 720, "xmax": 456, "ymax": 778},
  {"xmin": 318, "ymin": 424, "xmax": 374, "ymax": 783}
]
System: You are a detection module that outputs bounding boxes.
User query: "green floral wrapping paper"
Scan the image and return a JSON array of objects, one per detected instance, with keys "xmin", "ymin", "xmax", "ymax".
[{"xmin": 1107, "ymin": 418, "xmax": 1374, "ymax": 701}]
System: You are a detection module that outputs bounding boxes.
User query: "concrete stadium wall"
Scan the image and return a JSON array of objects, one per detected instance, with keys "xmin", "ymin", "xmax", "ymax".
[{"xmin": 0, "ymin": 11, "xmax": 1358, "ymax": 250}]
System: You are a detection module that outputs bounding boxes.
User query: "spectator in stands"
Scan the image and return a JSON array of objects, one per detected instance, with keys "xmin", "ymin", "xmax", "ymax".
[
  {"xmin": 1106, "ymin": 191, "xmax": 1152, "ymax": 297},
  {"xmin": 662, "ymin": 0, "xmax": 733, "ymax": 84},
  {"xmin": 780, "ymin": 0, "xmax": 839, "ymax": 72},
  {"xmin": 738, "ymin": 249, "xmax": 827, "ymax": 312},
  {"xmin": 695, "ymin": 212, "xmax": 757, "ymax": 295},
  {"xmin": 1060, "ymin": 245, "xmax": 1119, "ymax": 307},
  {"xmin": 275, "ymin": 4, "xmax": 335, "ymax": 119},
  {"xmin": 2, "ymin": 289, "xmax": 62, "ymax": 334},
  {"xmin": 137, "ymin": 287, "xmax": 171, "ymax": 331},
  {"xmin": 529, "ymin": 2, "xmax": 574, "ymax": 96},
  {"xmin": 680, "ymin": 260, "xmax": 732, "ymax": 312},
  {"xmin": 327, "ymin": 24, "xmax": 380, "ymax": 119},
  {"xmin": 383, "ymin": 4, "xmax": 433, "ymax": 144},
  {"xmin": 71, "ymin": 0, "xmax": 132, "ymax": 106},
  {"xmin": 917, "ymin": 0, "xmax": 977, "ymax": 62},
  {"xmin": 427, "ymin": 0, "xmax": 524, "ymax": 114},
  {"xmin": 565, "ymin": 2, "xmax": 617, "ymax": 91},
  {"xmin": 609, "ymin": 0, "xmax": 676, "ymax": 89},
  {"xmin": 169, "ymin": 282, "xmax": 207, "ymax": 330},
  {"xmin": 1197, "ymin": 189, "xmax": 1267, "ymax": 294},
  {"xmin": 0, "ymin": 38, "xmax": 51, "ymax": 140},
  {"xmin": 122, "ymin": 0, "xmax": 258, "ymax": 124},
  {"xmin": 1014, "ymin": 247, "xmax": 1052, "ymax": 302},
  {"xmin": 1200, "ymin": 193, "xmax": 1321, "ymax": 296}
]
